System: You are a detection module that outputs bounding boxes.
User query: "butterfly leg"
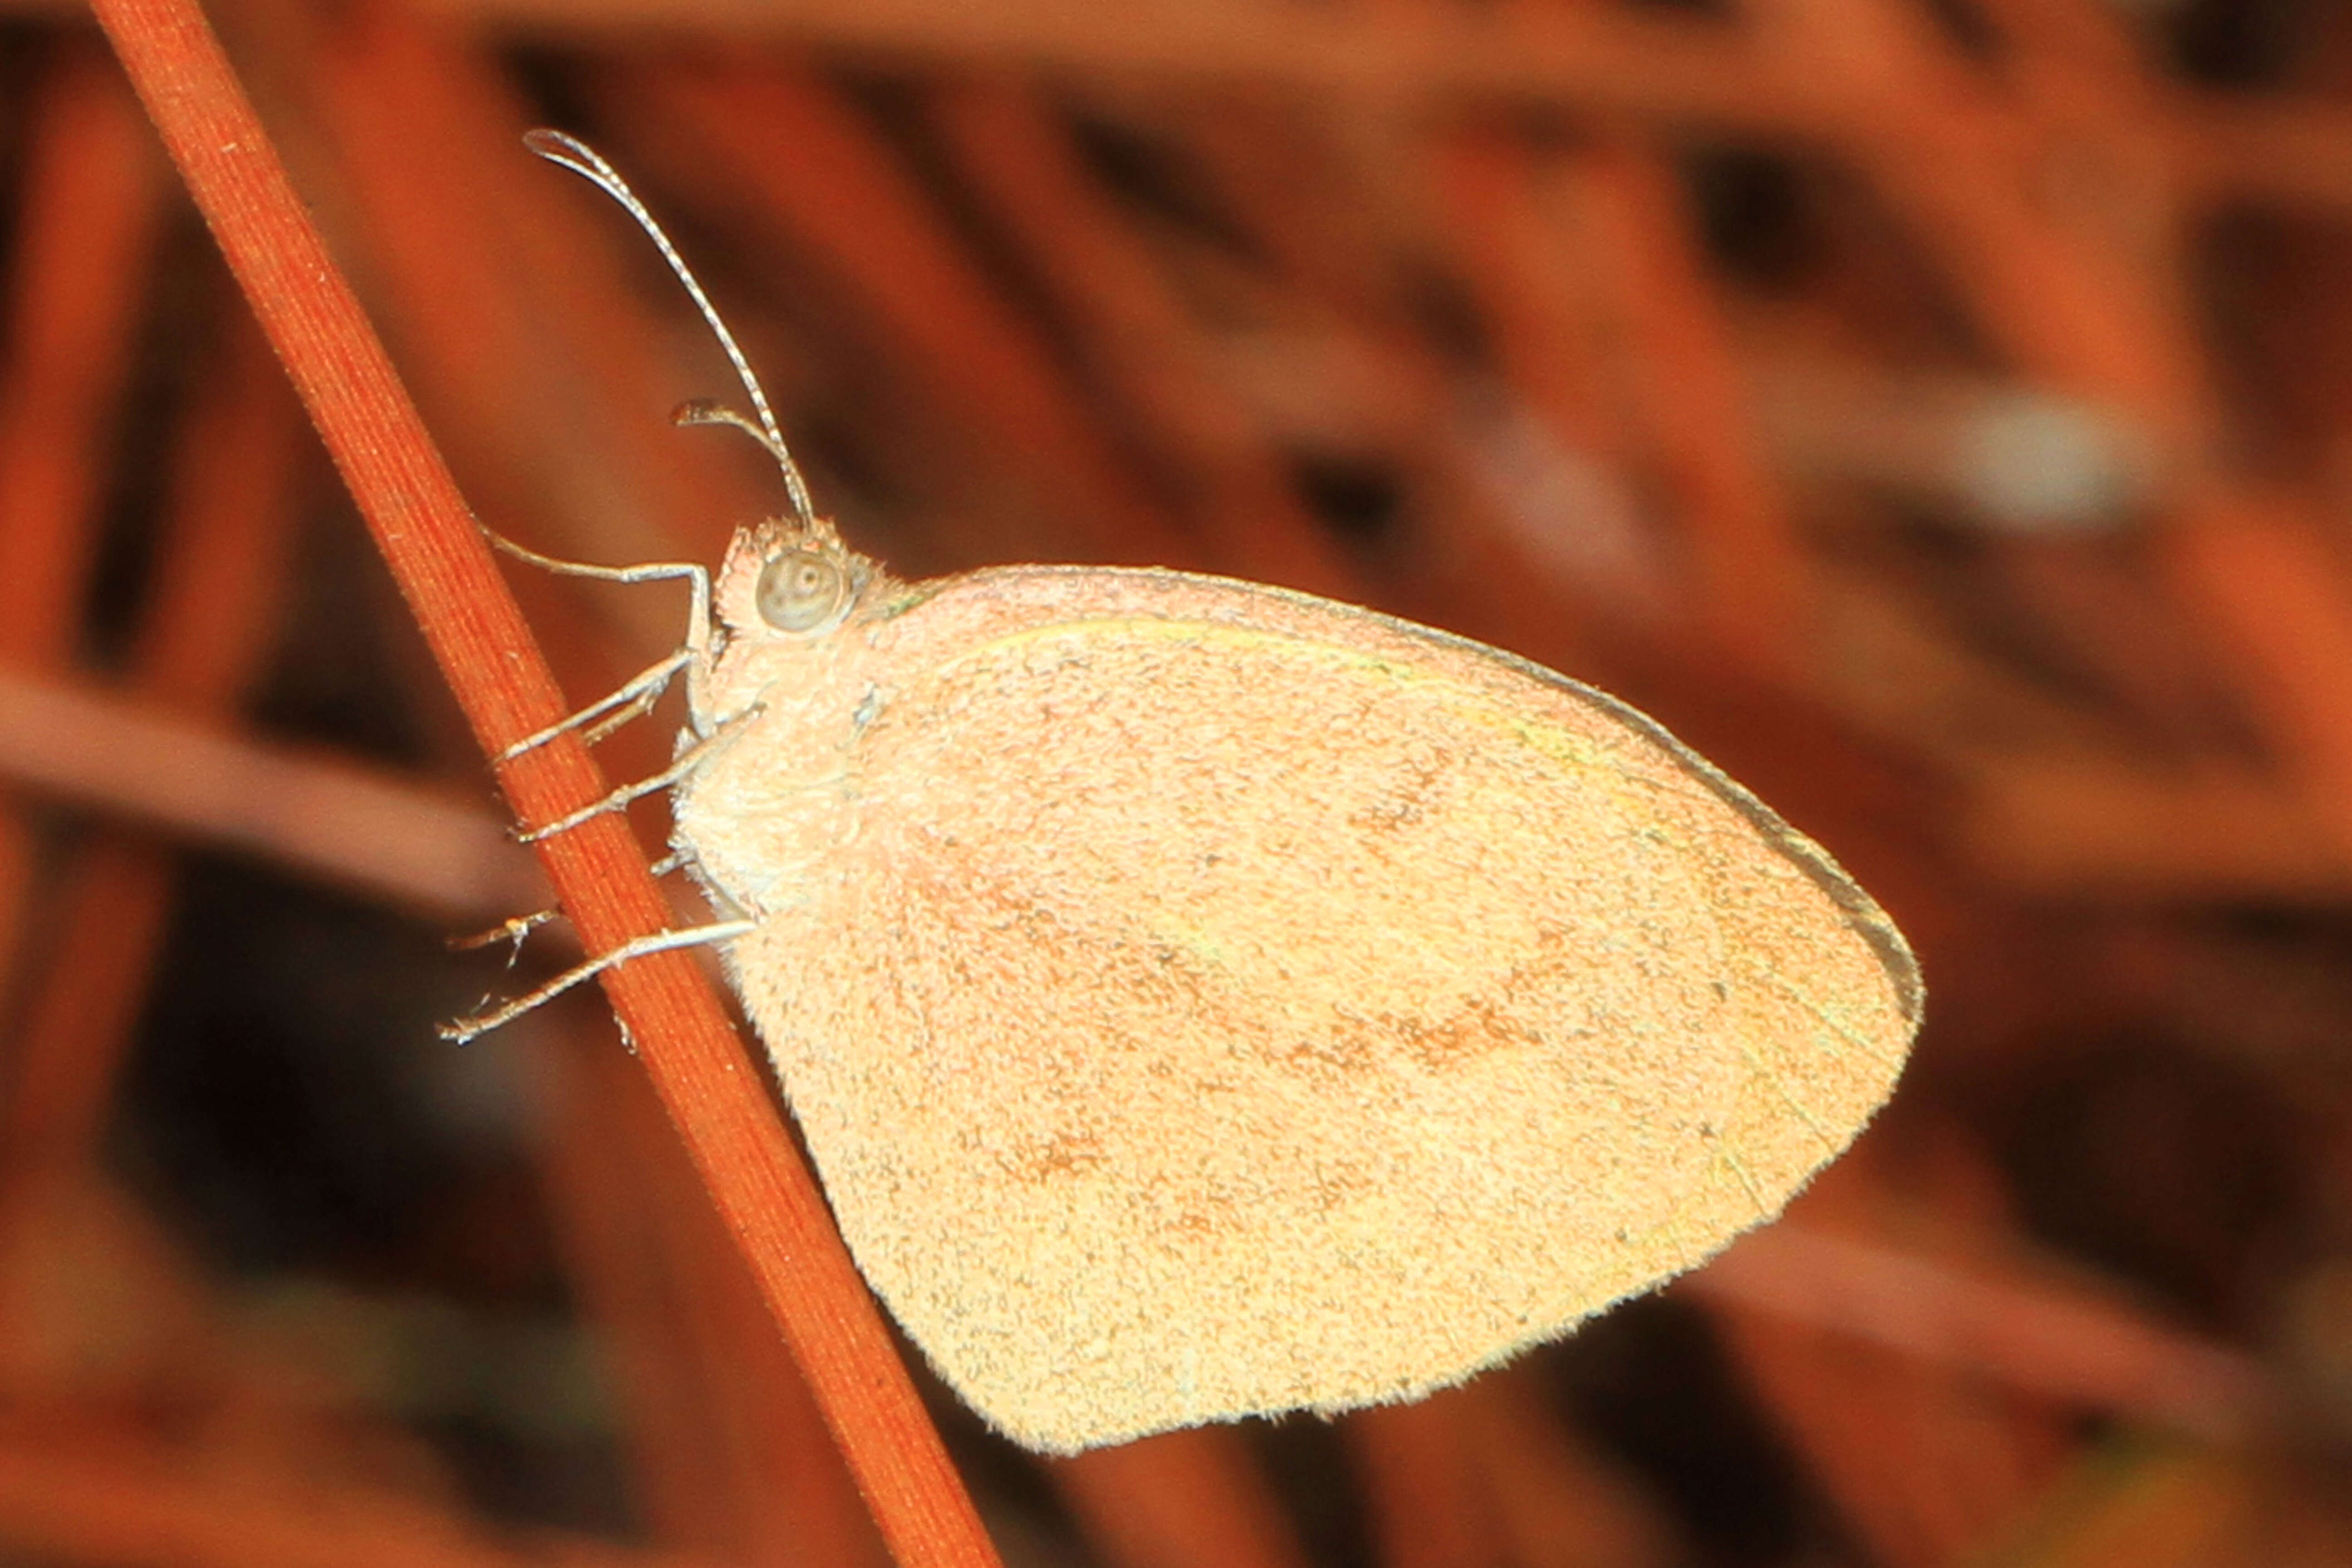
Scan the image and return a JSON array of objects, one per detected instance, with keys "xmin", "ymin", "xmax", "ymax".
[
  {"xmin": 481, "ymin": 525, "xmax": 711, "ymax": 624},
  {"xmin": 501, "ymin": 649, "xmax": 691, "ymax": 760},
  {"xmin": 451, "ymin": 850, "xmax": 694, "ymax": 953},
  {"xmin": 479, "ymin": 526, "xmax": 715, "ymax": 750},
  {"xmin": 452, "ymin": 908, "xmax": 564, "ymax": 953},
  {"xmin": 514, "ymin": 709, "xmax": 756, "ymax": 844},
  {"xmin": 439, "ymin": 917, "xmax": 757, "ymax": 1044}
]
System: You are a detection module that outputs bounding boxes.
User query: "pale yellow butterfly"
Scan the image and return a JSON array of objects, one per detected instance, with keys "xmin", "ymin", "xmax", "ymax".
[{"xmin": 464, "ymin": 131, "xmax": 1921, "ymax": 1455}]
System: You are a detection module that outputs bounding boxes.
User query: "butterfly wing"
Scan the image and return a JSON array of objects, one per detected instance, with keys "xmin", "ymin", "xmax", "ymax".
[{"xmin": 681, "ymin": 567, "xmax": 1918, "ymax": 1453}]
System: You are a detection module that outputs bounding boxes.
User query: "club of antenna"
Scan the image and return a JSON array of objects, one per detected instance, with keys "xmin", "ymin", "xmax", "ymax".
[{"xmin": 523, "ymin": 128, "xmax": 819, "ymax": 532}]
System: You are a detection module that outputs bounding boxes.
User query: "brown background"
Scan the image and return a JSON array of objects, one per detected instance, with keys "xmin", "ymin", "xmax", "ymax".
[{"xmin": 0, "ymin": 1, "xmax": 2347, "ymax": 1565}]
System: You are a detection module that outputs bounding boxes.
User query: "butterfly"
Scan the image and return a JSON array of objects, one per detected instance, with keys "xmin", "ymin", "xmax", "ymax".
[{"xmin": 457, "ymin": 132, "xmax": 1921, "ymax": 1455}]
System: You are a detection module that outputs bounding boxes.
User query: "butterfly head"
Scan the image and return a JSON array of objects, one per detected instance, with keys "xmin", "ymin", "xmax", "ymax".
[{"xmin": 714, "ymin": 515, "xmax": 875, "ymax": 645}]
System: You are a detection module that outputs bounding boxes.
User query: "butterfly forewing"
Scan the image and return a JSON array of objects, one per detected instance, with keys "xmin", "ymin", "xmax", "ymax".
[{"xmin": 674, "ymin": 562, "xmax": 1918, "ymax": 1454}]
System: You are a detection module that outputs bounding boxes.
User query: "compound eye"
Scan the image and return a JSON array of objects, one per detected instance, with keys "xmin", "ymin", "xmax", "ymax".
[{"xmin": 755, "ymin": 549, "xmax": 848, "ymax": 632}]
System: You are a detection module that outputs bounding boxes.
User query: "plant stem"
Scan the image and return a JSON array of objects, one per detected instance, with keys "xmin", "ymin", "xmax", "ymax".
[{"xmin": 86, "ymin": 4, "xmax": 1000, "ymax": 1563}]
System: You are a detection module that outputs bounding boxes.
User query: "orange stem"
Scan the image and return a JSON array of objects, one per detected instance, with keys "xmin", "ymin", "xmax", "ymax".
[{"xmin": 85, "ymin": 3, "xmax": 1000, "ymax": 1565}]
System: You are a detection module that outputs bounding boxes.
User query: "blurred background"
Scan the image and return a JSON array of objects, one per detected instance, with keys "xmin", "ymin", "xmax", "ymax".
[{"xmin": 1, "ymin": 0, "xmax": 2350, "ymax": 1563}]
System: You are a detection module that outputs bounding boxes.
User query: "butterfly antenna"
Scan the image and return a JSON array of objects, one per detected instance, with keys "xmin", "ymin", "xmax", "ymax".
[{"xmin": 524, "ymin": 128, "xmax": 819, "ymax": 532}]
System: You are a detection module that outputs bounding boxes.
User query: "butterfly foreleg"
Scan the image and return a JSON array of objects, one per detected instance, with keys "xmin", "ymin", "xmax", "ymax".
[{"xmin": 479, "ymin": 526, "xmax": 716, "ymax": 755}]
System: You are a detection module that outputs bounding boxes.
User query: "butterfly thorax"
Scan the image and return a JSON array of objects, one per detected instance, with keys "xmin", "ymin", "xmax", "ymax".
[{"xmin": 673, "ymin": 519, "xmax": 904, "ymax": 917}]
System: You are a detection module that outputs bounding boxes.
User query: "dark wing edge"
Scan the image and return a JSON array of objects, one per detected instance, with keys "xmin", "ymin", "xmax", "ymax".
[{"xmin": 1503, "ymin": 661, "xmax": 1926, "ymax": 1029}]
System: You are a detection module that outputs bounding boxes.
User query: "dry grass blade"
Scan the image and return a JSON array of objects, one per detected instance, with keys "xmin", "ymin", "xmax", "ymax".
[{"xmin": 81, "ymin": 2, "xmax": 1000, "ymax": 1564}]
